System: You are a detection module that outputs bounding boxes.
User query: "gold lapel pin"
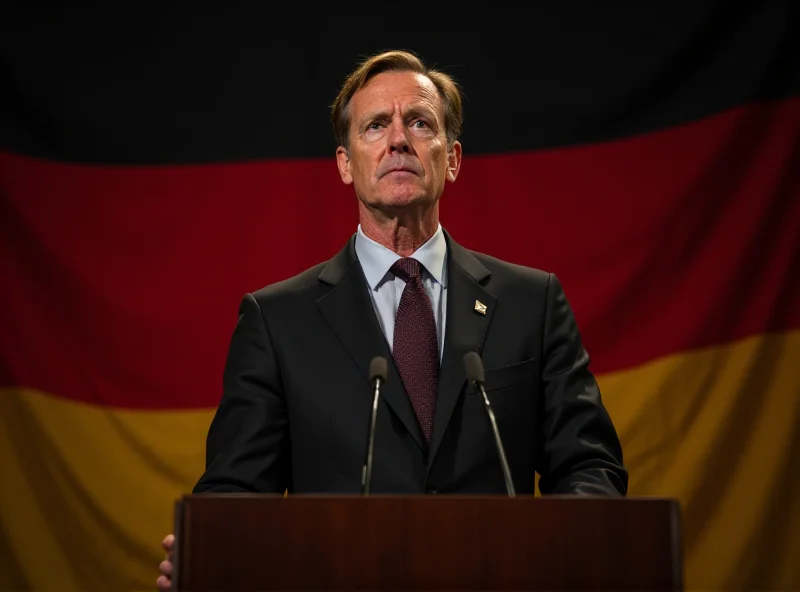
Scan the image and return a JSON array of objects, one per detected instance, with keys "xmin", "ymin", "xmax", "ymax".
[{"xmin": 474, "ymin": 300, "xmax": 487, "ymax": 315}]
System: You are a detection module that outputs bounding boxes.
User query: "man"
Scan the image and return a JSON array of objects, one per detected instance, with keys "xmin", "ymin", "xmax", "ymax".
[{"xmin": 157, "ymin": 49, "xmax": 627, "ymax": 590}]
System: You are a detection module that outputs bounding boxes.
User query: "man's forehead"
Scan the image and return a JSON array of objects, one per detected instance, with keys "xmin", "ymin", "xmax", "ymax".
[{"xmin": 352, "ymin": 71, "xmax": 441, "ymax": 114}]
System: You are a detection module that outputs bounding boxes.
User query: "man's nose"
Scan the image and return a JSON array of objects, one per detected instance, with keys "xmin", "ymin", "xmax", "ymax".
[{"xmin": 387, "ymin": 120, "xmax": 411, "ymax": 153}]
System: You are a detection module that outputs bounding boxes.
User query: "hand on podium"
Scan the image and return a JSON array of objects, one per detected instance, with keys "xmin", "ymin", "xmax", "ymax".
[{"xmin": 156, "ymin": 534, "xmax": 175, "ymax": 591}]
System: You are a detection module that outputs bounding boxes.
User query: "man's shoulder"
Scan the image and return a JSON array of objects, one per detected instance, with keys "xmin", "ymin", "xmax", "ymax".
[
  {"xmin": 246, "ymin": 235, "xmax": 356, "ymax": 306},
  {"xmin": 465, "ymin": 248, "xmax": 552, "ymax": 288},
  {"xmin": 249, "ymin": 260, "xmax": 329, "ymax": 306}
]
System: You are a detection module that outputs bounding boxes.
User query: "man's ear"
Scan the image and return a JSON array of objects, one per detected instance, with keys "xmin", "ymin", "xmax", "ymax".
[
  {"xmin": 336, "ymin": 146, "xmax": 353, "ymax": 184},
  {"xmin": 446, "ymin": 141, "xmax": 462, "ymax": 183}
]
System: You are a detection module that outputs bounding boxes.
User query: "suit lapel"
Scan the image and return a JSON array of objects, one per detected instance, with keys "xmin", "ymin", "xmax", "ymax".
[
  {"xmin": 427, "ymin": 233, "xmax": 496, "ymax": 467},
  {"xmin": 316, "ymin": 236, "xmax": 426, "ymax": 453}
]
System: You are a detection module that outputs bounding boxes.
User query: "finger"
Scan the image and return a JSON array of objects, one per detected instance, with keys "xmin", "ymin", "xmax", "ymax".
[
  {"xmin": 156, "ymin": 574, "xmax": 171, "ymax": 592},
  {"xmin": 162, "ymin": 534, "xmax": 175, "ymax": 551},
  {"xmin": 159, "ymin": 560, "xmax": 173, "ymax": 577}
]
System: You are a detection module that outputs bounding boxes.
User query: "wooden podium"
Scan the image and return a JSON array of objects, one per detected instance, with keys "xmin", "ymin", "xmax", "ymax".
[{"xmin": 172, "ymin": 495, "xmax": 682, "ymax": 591}]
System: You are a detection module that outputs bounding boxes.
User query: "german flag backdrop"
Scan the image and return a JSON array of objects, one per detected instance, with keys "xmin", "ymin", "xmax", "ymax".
[{"xmin": 1, "ymin": 4, "xmax": 799, "ymax": 591}]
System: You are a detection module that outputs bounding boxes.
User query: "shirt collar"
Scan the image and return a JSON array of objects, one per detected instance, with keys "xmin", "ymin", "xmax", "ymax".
[{"xmin": 355, "ymin": 223, "xmax": 448, "ymax": 290}]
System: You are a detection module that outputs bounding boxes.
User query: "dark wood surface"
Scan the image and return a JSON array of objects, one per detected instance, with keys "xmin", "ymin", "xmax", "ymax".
[{"xmin": 174, "ymin": 495, "xmax": 682, "ymax": 591}]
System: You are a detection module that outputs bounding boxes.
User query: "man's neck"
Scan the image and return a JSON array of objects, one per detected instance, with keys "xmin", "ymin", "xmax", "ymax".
[{"xmin": 359, "ymin": 203, "xmax": 439, "ymax": 257}]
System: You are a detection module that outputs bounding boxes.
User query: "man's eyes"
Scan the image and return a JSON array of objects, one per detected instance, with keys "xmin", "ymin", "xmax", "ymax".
[{"xmin": 367, "ymin": 120, "xmax": 429, "ymax": 130}]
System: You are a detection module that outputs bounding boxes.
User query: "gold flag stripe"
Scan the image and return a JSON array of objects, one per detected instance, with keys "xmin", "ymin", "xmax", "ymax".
[{"xmin": 1, "ymin": 328, "xmax": 798, "ymax": 590}]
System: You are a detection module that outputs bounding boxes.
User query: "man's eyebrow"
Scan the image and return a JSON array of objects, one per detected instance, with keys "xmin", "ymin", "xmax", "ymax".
[
  {"xmin": 358, "ymin": 109, "xmax": 391, "ymax": 125},
  {"xmin": 404, "ymin": 105, "xmax": 438, "ymax": 120}
]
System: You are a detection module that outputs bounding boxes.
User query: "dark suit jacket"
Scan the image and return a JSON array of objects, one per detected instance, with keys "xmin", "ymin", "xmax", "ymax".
[{"xmin": 194, "ymin": 231, "xmax": 628, "ymax": 496}]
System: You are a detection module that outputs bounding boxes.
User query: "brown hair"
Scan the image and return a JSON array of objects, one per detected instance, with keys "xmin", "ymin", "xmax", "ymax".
[{"xmin": 331, "ymin": 50, "xmax": 463, "ymax": 150}]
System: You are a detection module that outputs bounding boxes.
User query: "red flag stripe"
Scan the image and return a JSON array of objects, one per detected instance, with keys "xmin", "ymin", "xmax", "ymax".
[{"xmin": 1, "ymin": 97, "xmax": 798, "ymax": 408}]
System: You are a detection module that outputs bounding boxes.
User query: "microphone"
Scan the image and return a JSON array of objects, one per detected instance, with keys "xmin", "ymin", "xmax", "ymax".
[
  {"xmin": 463, "ymin": 352, "xmax": 516, "ymax": 497},
  {"xmin": 361, "ymin": 356, "xmax": 388, "ymax": 495}
]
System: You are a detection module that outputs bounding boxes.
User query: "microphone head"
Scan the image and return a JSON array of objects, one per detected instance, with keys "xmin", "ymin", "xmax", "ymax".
[
  {"xmin": 463, "ymin": 351, "xmax": 485, "ymax": 384},
  {"xmin": 369, "ymin": 356, "xmax": 388, "ymax": 383}
]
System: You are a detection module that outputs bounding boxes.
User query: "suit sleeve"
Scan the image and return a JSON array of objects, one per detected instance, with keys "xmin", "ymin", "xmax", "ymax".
[
  {"xmin": 536, "ymin": 273, "xmax": 628, "ymax": 496},
  {"xmin": 192, "ymin": 293, "xmax": 291, "ymax": 493}
]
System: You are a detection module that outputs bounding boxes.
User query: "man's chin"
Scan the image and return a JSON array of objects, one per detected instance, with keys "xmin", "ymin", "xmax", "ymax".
[
  {"xmin": 380, "ymin": 195, "xmax": 433, "ymax": 211},
  {"xmin": 357, "ymin": 184, "xmax": 439, "ymax": 212},
  {"xmin": 379, "ymin": 186, "xmax": 434, "ymax": 205}
]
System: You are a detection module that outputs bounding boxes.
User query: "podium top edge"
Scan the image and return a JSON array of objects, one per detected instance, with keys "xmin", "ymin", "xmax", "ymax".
[{"xmin": 179, "ymin": 493, "xmax": 679, "ymax": 504}]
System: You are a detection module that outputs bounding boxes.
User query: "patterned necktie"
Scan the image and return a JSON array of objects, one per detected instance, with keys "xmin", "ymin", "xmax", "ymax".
[{"xmin": 390, "ymin": 257, "xmax": 439, "ymax": 444}]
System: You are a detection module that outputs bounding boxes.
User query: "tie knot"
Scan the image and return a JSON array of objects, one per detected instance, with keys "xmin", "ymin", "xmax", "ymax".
[{"xmin": 391, "ymin": 257, "xmax": 422, "ymax": 282}]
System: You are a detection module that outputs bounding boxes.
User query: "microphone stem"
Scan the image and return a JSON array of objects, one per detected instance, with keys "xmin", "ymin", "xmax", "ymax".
[
  {"xmin": 477, "ymin": 383, "xmax": 516, "ymax": 497},
  {"xmin": 361, "ymin": 378, "xmax": 381, "ymax": 495}
]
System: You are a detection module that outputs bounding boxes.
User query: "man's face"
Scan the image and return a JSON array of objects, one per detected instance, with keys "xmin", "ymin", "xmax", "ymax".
[{"xmin": 336, "ymin": 71, "xmax": 461, "ymax": 212}]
